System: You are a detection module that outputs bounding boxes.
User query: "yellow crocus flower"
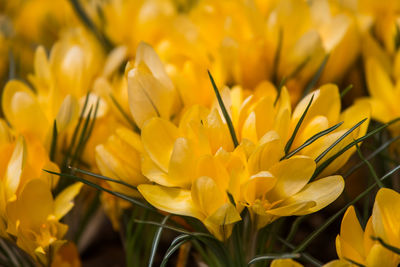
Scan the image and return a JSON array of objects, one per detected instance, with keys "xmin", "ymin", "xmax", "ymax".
[
  {"xmin": 325, "ymin": 189, "xmax": 400, "ymax": 267},
  {"xmin": 229, "ymin": 82, "xmax": 370, "ymax": 176},
  {"xmin": 5, "ymin": 179, "xmax": 82, "ymax": 265},
  {"xmin": 126, "ymin": 41, "xmax": 181, "ymax": 129},
  {"xmin": 359, "ymin": 52, "xmax": 400, "ymax": 137},
  {"xmin": 95, "ymin": 127, "xmax": 148, "ymax": 196},
  {"xmin": 138, "ymin": 105, "xmax": 242, "ymax": 240},
  {"xmin": 242, "ymin": 132, "xmax": 344, "ymax": 229}
]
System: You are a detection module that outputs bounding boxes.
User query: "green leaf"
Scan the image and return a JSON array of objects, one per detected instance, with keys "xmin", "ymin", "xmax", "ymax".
[
  {"xmin": 44, "ymin": 170, "xmax": 155, "ymax": 211},
  {"xmin": 340, "ymin": 84, "xmax": 353, "ymax": 99},
  {"xmin": 160, "ymin": 235, "xmax": 192, "ymax": 267},
  {"xmin": 275, "ymin": 236, "xmax": 322, "ymax": 267},
  {"xmin": 70, "ymin": 166, "xmax": 138, "ymax": 191},
  {"xmin": 69, "ymin": 0, "xmax": 113, "ymax": 51},
  {"xmin": 344, "ymin": 135, "xmax": 400, "ymax": 178},
  {"xmin": 208, "ymin": 70, "xmax": 239, "ymax": 148},
  {"xmin": 248, "ymin": 253, "xmax": 300, "ymax": 266},
  {"xmin": 274, "ymin": 76, "xmax": 287, "ymax": 106},
  {"xmin": 285, "ymin": 94, "xmax": 315, "ymax": 155},
  {"xmin": 49, "ymin": 121, "xmax": 58, "ymax": 161},
  {"xmin": 148, "ymin": 215, "xmax": 170, "ymax": 267},
  {"xmin": 355, "ymin": 143, "xmax": 384, "ymax": 188},
  {"xmin": 314, "ymin": 118, "xmax": 400, "ymax": 177},
  {"xmin": 302, "ymin": 54, "xmax": 329, "ymax": 97},
  {"xmin": 315, "ymin": 118, "xmax": 367, "ymax": 163},
  {"xmin": 109, "ymin": 93, "xmax": 140, "ymax": 132},
  {"xmin": 283, "ymin": 121, "xmax": 344, "ymax": 160}
]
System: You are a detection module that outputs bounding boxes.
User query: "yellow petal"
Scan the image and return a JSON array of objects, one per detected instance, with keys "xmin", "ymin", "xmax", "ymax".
[
  {"xmin": 292, "ymin": 84, "xmax": 340, "ymax": 131},
  {"xmin": 191, "ymin": 176, "xmax": 225, "ymax": 218},
  {"xmin": 14, "ymin": 179, "xmax": 53, "ymax": 228},
  {"xmin": 141, "ymin": 117, "xmax": 180, "ymax": 172},
  {"xmin": 206, "ymin": 202, "xmax": 241, "ymax": 226},
  {"xmin": 54, "ymin": 183, "xmax": 83, "ymax": 220},
  {"xmin": 56, "ymin": 95, "xmax": 79, "ymax": 133},
  {"xmin": 134, "ymin": 42, "xmax": 174, "ymax": 90},
  {"xmin": 372, "ymin": 188, "xmax": 400, "ymax": 247},
  {"xmin": 366, "ymin": 58, "xmax": 395, "ymax": 105},
  {"xmin": 340, "ymin": 206, "xmax": 365, "ymax": 258},
  {"xmin": 2, "ymin": 80, "xmax": 49, "ymax": 140},
  {"xmin": 271, "ymin": 259, "xmax": 303, "ymax": 267},
  {"xmin": 168, "ymin": 137, "xmax": 197, "ymax": 188},
  {"xmin": 127, "ymin": 65, "xmax": 175, "ymax": 128},
  {"xmin": 138, "ymin": 184, "xmax": 202, "ymax": 219},
  {"xmin": 248, "ymin": 135, "xmax": 283, "ymax": 174},
  {"xmin": 4, "ymin": 136, "xmax": 26, "ymax": 200},
  {"xmin": 268, "ymin": 156, "xmax": 316, "ymax": 201},
  {"xmin": 282, "ymin": 175, "xmax": 344, "ymax": 215},
  {"xmin": 322, "ymin": 259, "xmax": 352, "ymax": 267},
  {"xmin": 141, "ymin": 154, "xmax": 173, "ymax": 187},
  {"xmin": 365, "ymin": 244, "xmax": 400, "ymax": 267},
  {"xmin": 243, "ymin": 171, "xmax": 277, "ymax": 204},
  {"xmin": 267, "ymin": 201, "xmax": 316, "ymax": 216}
]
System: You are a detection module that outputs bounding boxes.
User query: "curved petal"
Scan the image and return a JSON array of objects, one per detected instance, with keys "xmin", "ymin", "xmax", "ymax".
[
  {"xmin": 138, "ymin": 184, "xmax": 202, "ymax": 219},
  {"xmin": 282, "ymin": 175, "xmax": 344, "ymax": 215},
  {"xmin": 2, "ymin": 80, "xmax": 49, "ymax": 140},
  {"xmin": 267, "ymin": 201, "xmax": 316, "ymax": 216},
  {"xmin": 339, "ymin": 206, "xmax": 365, "ymax": 259},
  {"xmin": 372, "ymin": 188, "xmax": 400, "ymax": 247},
  {"xmin": 4, "ymin": 137, "xmax": 26, "ymax": 200},
  {"xmin": 54, "ymin": 183, "xmax": 83, "ymax": 220},
  {"xmin": 141, "ymin": 117, "xmax": 180, "ymax": 172},
  {"xmin": 268, "ymin": 155, "xmax": 316, "ymax": 201},
  {"xmin": 191, "ymin": 176, "xmax": 225, "ymax": 217}
]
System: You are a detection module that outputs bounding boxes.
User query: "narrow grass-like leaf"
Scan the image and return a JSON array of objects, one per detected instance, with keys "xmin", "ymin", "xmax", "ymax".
[
  {"xmin": 50, "ymin": 121, "xmax": 58, "ymax": 161},
  {"xmin": 275, "ymin": 236, "xmax": 322, "ymax": 267},
  {"xmin": 208, "ymin": 70, "xmax": 239, "ymax": 147},
  {"xmin": 283, "ymin": 121, "xmax": 343, "ymax": 159},
  {"xmin": 248, "ymin": 253, "xmax": 300, "ymax": 266},
  {"xmin": 284, "ymin": 94, "xmax": 314, "ymax": 154},
  {"xmin": 70, "ymin": 166, "xmax": 138, "ymax": 191},
  {"xmin": 227, "ymin": 191, "xmax": 236, "ymax": 207},
  {"xmin": 69, "ymin": 0, "xmax": 113, "ymax": 51},
  {"xmin": 340, "ymin": 84, "xmax": 353, "ymax": 98},
  {"xmin": 160, "ymin": 235, "xmax": 192, "ymax": 267},
  {"xmin": 274, "ymin": 77, "xmax": 287, "ymax": 106},
  {"xmin": 371, "ymin": 236, "xmax": 400, "ymax": 255},
  {"xmin": 314, "ymin": 118, "xmax": 400, "ymax": 177},
  {"xmin": 285, "ymin": 216, "xmax": 309, "ymax": 242},
  {"xmin": 344, "ymin": 135, "xmax": 400, "ymax": 178},
  {"xmin": 74, "ymin": 191, "xmax": 100, "ymax": 243},
  {"xmin": 44, "ymin": 170, "xmax": 155, "ymax": 211},
  {"xmin": 355, "ymin": 143, "xmax": 384, "ymax": 188},
  {"xmin": 110, "ymin": 93, "xmax": 140, "ymax": 132},
  {"xmin": 148, "ymin": 215, "xmax": 170, "ymax": 267},
  {"xmin": 315, "ymin": 118, "xmax": 367, "ymax": 163},
  {"xmin": 294, "ymin": 164, "xmax": 400, "ymax": 253},
  {"xmin": 302, "ymin": 54, "xmax": 329, "ymax": 97},
  {"xmin": 63, "ymin": 93, "xmax": 90, "ymax": 168}
]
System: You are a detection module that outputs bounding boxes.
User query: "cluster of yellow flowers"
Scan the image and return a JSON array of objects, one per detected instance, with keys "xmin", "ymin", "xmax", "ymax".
[{"xmin": 0, "ymin": 0, "xmax": 400, "ymax": 266}]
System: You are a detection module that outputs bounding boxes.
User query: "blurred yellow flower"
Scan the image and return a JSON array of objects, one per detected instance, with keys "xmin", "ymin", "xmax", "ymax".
[{"xmin": 6, "ymin": 179, "xmax": 82, "ymax": 265}]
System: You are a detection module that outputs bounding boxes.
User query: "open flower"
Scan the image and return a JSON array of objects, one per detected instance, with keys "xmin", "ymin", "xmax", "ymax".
[
  {"xmin": 325, "ymin": 189, "xmax": 400, "ymax": 267},
  {"xmin": 242, "ymin": 132, "xmax": 344, "ymax": 229},
  {"xmin": 6, "ymin": 179, "xmax": 82, "ymax": 265},
  {"xmin": 138, "ymin": 105, "xmax": 242, "ymax": 240}
]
